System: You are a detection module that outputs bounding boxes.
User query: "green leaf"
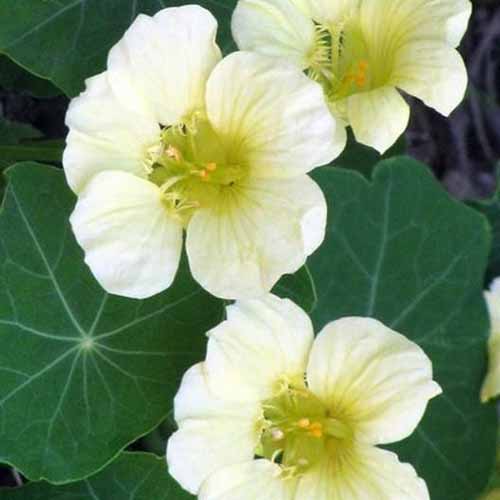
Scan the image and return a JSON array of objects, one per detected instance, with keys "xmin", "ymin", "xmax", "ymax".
[
  {"xmin": 0, "ymin": 162, "xmax": 223, "ymax": 483},
  {"xmin": 310, "ymin": 157, "xmax": 496, "ymax": 500},
  {"xmin": 333, "ymin": 128, "xmax": 406, "ymax": 176},
  {"xmin": 469, "ymin": 175, "xmax": 500, "ymax": 283},
  {"xmin": 273, "ymin": 265, "xmax": 317, "ymax": 313},
  {"xmin": 0, "ymin": 0, "xmax": 236, "ymax": 98},
  {"xmin": 0, "ymin": 55, "xmax": 60, "ymax": 98},
  {"xmin": 0, "ymin": 452, "xmax": 193, "ymax": 499},
  {"xmin": 0, "ymin": 119, "xmax": 43, "ymax": 170}
]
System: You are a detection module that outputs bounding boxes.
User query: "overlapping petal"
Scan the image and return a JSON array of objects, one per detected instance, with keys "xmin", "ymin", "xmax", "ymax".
[
  {"xmin": 204, "ymin": 294, "xmax": 314, "ymax": 402},
  {"xmin": 70, "ymin": 171, "xmax": 183, "ymax": 299},
  {"xmin": 294, "ymin": 446, "xmax": 429, "ymax": 500},
  {"xmin": 306, "ymin": 317, "xmax": 442, "ymax": 444},
  {"xmin": 199, "ymin": 460, "xmax": 295, "ymax": 500},
  {"xmin": 205, "ymin": 51, "xmax": 343, "ymax": 178},
  {"xmin": 63, "ymin": 72, "xmax": 159, "ymax": 194},
  {"xmin": 107, "ymin": 5, "xmax": 221, "ymax": 126},
  {"xmin": 346, "ymin": 86, "xmax": 410, "ymax": 154},
  {"xmin": 232, "ymin": 0, "xmax": 315, "ymax": 69},
  {"xmin": 186, "ymin": 175, "xmax": 327, "ymax": 299},
  {"xmin": 167, "ymin": 364, "xmax": 260, "ymax": 494}
]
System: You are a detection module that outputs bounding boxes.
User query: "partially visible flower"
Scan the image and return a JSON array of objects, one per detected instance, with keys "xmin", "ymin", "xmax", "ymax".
[
  {"xmin": 64, "ymin": 6, "xmax": 343, "ymax": 300},
  {"xmin": 483, "ymin": 490, "xmax": 500, "ymax": 500},
  {"xmin": 481, "ymin": 278, "xmax": 500, "ymax": 402},
  {"xmin": 167, "ymin": 294, "xmax": 441, "ymax": 499},
  {"xmin": 232, "ymin": 0, "xmax": 472, "ymax": 153}
]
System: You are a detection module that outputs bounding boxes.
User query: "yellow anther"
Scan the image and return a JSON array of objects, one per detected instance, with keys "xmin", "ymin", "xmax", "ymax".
[
  {"xmin": 298, "ymin": 418, "xmax": 311, "ymax": 429},
  {"xmin": 200, "ymin": 169, "xmax": 209, "ymax": 180},
  {"xmin": 206, "ymin": 162, "xmax": 217, "ymax": 171},
  {"xmin": 309, "ymin": 422, "xmax": 323, "ymax": 438},
  {"xmin": 358, "ymin": 60, "xmax": 368, "ymax": 71}
]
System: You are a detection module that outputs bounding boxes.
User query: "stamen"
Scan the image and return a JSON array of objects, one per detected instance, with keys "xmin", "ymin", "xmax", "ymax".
[
  {"xmin": 297, "ymin": 418, "xmax": 310, "ymax": 429},
  {"xmin": 271, "ymin": 428, "xmax": 285, "ymax": 441},
  {"xmin": 165, "ymin": 145, "xmax": 182, "ymax": 161},
  {"xmin": 206, "ymin": 162, "xmax": 217, "ymax": 171},
  {"xmin": 309, "ymin": 422, "xmax": 323, "ymax": 438}
]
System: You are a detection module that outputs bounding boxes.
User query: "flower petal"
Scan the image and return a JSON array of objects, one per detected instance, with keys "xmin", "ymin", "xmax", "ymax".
[
  {"xmin": 359, "ymin": 0, "xmax": 471, "ymax": 49},
  {"xmin": 346, "ymin": 86, "xmax": 410, "ymax": 154},
  {"xmin": 481, "ymin": 286, "xmax": 500, "ymax": 402},
  {"xmin": 199, "ymin": 460, "xmax": 295, "ymax": 500},
  {"xmin": 70, "ymin": 171, "xmax": 182, "ymax": 299},
  {"xmin": 107, "ymin": 6, "xmax": 221, "ymax": 126},
  {"xmin": 63, "ymin": 72, "xmax": 159, "ymax": 194},
  {"xmin": 306, "ymin": 317, "xmax": 442, "ymax": 445},
  {"xmin": 186, "ymin": 175, "xmax": 326, "ymax": 299},
  {"xmin": 295, "ymin": 446, "xmax": 429, "ymax": 500},
  {"xmin": 391, "ymin": 41, "xmax": 467, "ymax": 117},
  {"xmin": 204, "ymin": 294, "xmax": 314, "ymax": 402},
  {"xmin": 167, "ymin": 364, "xmax": 260, "ymax": 494},
  {"xmin": 206, "ymin": 51, "xmax": 343, "ymax": 178},
  {"xmin": 232, "ymin": 0, "xmax": 315, "ymax": 70}
]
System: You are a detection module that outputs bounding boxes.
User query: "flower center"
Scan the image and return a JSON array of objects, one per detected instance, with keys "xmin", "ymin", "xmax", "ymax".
[
  {"xmin": 307, "ymin": 16, "xmax": 394, "ymax": 119},
  {"xmin": 144, "ymin": 114, "xmax": 247, "ymax": 225},
  {"xmin": 257, "ymin": 380, "xmax": 353, "ymax": 478}
]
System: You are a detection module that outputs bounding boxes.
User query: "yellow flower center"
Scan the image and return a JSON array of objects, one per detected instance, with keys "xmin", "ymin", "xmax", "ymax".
[
  {"xmin": 257, "ymin": 380, "xmax": 354, "ymax": 478},
  {"xmin": 144, "ymin": 114, "xmax": 247, "ymax": 225},
  {"xmin": 307, "ymin": 16, "xmax": 394, "ymax": 119}
]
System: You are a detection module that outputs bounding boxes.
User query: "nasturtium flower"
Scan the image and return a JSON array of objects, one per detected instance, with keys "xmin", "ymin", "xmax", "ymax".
[
  {"xmin": 232, "ymin": 0, "xmax": 472, "ymax": 153},
  {"xmin": 481, "ymin": 278, "xmax": 500, "ymax": 402},
  {"xmin": 167, "ymin": 294, "xmax": 441, "ymax": 499},
  {"xmin": 63, "ymin": 6, "xmax": 343, "ymax": 300}
]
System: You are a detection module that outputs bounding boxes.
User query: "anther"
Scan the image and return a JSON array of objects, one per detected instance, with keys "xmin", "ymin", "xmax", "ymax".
[
  {"xmin": 200, "ymin": 170, "xmax": 209, "ymax": 180},
  {"xmin": 206, "ymin": 162, "xmax": 217, "ymax": 171},
  {"xmin": 297, "ymin": 458, "xmax": 309, "ymax": 467},
  {"xmin": 166, "ymin": 145, "xmax": 182, "ymax": 161},
  {"xmin": 309, "ymin": 422, "xmax": 323, "ymax": 438},
  {"xmin": 271, "ymin": 428, "xmax": 285, "ymax": 441},
  {"xmin": 298, "ymin": 418, "xmax": 311, "ymax": 429}
]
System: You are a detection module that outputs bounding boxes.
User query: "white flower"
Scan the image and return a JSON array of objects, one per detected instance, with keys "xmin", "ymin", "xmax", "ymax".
[
  {"xmin": 64, "ymin": 6, "xmax": 343, "ymax": 300},
  {"xmin": 167, "ymin": 294, "xmax": 442, "ymax": 499},
  {"xmin": 481, "ymin": 278, "xmax": 500, "ymax": 402},
  {"xmin": 232, "ymin": 0, "xmax": 472, "ymax": 153}
]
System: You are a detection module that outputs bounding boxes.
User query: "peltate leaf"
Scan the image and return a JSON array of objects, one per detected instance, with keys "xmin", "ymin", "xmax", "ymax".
[
  {"xmin": 0, "ymin": 452, "xmax": 193, "ymax": 499},
  {"xmin": 310, "ymin": 157, "xmax": 497, "ymax": 500},
  {"xmin": 0, "ymin": 0, "xmax": 236, "ymax": 98},
  {"xmin": 0, "ymin": 162, "xmax": 222, "ymax": 483}
]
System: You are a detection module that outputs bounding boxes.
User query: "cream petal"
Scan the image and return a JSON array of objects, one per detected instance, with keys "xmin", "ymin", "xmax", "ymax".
[
  {"xmin": 186, "ymin": 175, "xmax": 326, "ymax": 299},
  {"xmin": 63, "ymin": 72, "xmax": 159, "ymax": 194},
  {"xmin": 205, "ymin": 51, "xmax": 343, "ymax": 178},
  {"xmin": 391, "ymin": 41, "xmax": 467, "ymax": 116},
  {"xmin": 481, "ymin": 289, "xmax": 500, "ymax": 402},
  {"xmin": 359, "ymin": 0, "xmax": 471, "ymax": 49},
  {"xmin": 295, "ymin": 446, "xmax": 429, "ymax": 500},
  {"xmin": 346, "ymin": 86, "xmax": 410, "ymax": 154},
  {"xmin": 107, "ymin": 6, "xmax": 221, "ymax": 126},
  {"xmin": 203, "ymin": 294, "xmax": 314, "ymax": 402},
  {"xmin": 199, "ymin": 460, "xmax": 295, "ymax": 500},
  {"xmin": 70, "ymin": 171, "xmax": 182, "ymax": 299},
  {"xmin": 167, "ymin": 364, "xmax": 260, "ymax": 494},
  {"xmin": 231, "ymin": 0, "xmax": 315, "ymax": 70},
  {"xmin": 306, "ymin": 317, "xmax": 442, "ymax": 445},
  {"xmin": 305, "ymin": 0, "xmax": 353, "ymax": 24}
]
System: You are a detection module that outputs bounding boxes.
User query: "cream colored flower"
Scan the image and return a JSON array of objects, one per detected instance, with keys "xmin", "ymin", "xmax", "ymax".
[
  {"xmin": 481, "ymin": 278, "xmax": 500, "ymax": 402},
  {"xmin": 232, "ymin": 0, "xmax": 472, "ymax": 153},
  {"xmin": 64, "ymin": 6, "xmax": 343, "ymax": 300},
  {"xmin": 167, "ymin": 294, "xmax": 442, "ymax": 499},
  {"xmin": 483, "ymin": 490, "xmax": 500, "ymax": 500}
]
